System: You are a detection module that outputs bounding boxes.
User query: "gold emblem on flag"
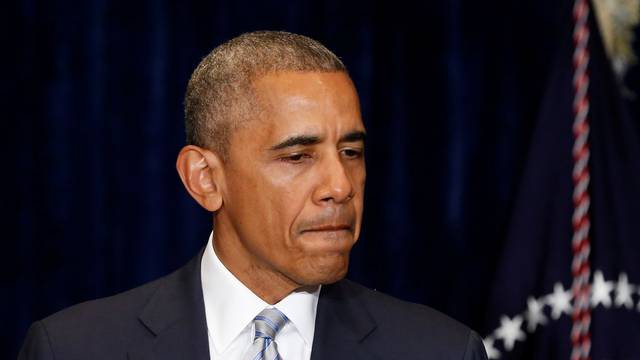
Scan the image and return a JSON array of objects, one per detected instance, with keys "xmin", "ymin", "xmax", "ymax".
[{"xmin": 592, "ymin": 0, "xmax": 640, "ymax": 81}]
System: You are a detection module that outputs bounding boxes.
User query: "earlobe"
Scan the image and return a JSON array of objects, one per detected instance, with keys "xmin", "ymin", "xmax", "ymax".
[{"xmin": 176, "ymin": 145, "xmax": 224, "ymax": 212}]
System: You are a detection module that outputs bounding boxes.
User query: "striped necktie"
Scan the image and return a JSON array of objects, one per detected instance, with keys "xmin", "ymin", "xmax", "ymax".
[{"xmin": 244, "ymin": 307, "xmax": 289, "ymax": 360}]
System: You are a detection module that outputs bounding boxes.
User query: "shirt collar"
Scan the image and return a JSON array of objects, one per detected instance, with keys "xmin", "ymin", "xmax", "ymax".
[
  {"xmin": 200, "ymin": 232, "xmax": 320, "ymax": 352},
  {"xmin": 275, "ymin": 284, "xmax": 320, "ymax": 346}
]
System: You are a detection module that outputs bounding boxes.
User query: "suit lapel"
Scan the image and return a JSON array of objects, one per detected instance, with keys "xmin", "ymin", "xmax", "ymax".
[
  {"xmin": 128, "ymin": 250, "xmax": 210, "ymax": 360},
  {"xmin": 125, "ymin": 253, "xmax": 376, "ymax": 360},
  {"xmin": 310, "ymin": 280, "xmax": 378, "ymax": 360}
]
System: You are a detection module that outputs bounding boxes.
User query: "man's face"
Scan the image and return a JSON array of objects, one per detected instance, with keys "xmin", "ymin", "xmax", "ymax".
[{"xmin": 219, "ymin": 71, "xmax": 366, "ymax": 287}]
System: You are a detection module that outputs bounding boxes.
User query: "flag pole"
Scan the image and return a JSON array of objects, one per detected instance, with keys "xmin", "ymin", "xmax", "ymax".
[{"xmin": 570, "ymin": 0, "xmax": 593, "ymax": 359}]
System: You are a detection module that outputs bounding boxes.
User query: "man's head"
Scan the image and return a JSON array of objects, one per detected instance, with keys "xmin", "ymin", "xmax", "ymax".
[
  {"xmin": 177, "ymin": 31, "xmax": 365, "ymax": 303},
  {"xmin": 184, "ymin": 30, "xmax": 347, "ymax": 160}
]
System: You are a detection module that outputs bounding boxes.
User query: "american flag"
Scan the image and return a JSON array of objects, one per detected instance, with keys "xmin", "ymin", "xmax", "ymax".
[{"xmin": 480, "ymin": 1, "xmax": 640, "ymax": 358}]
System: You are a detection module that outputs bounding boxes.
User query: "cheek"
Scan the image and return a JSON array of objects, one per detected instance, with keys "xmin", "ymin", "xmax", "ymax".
[
  {"xmin": 262, "ymin": 165, "xmax": 316, "ymax": 216},
  {"xmin": 261, "ymin": 178, "xmax": 310, "ymax": 244}
]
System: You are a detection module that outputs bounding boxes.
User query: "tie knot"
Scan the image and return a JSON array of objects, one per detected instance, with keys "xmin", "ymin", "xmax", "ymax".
[{"xmin": 253, "ymin": 307, "xmax": 288, "ymax": 340}]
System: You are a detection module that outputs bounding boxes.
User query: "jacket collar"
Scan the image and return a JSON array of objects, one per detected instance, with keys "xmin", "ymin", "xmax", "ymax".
[
  {"xmin": 128, "ymin": 249, "xmax": 210, "ymax": 360},
  {"xmin": 310, "ymin": 279, "xmax": 378, "ymax": 360}
]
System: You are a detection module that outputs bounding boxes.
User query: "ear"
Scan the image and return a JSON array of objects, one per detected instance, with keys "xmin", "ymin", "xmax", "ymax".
[{"xmin": 176, "ymin": 145, "xmax": 225, "ymax": 212}]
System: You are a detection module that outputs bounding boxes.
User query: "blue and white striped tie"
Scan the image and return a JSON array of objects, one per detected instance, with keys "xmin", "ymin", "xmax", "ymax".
[{"xmin": 244, "ymin": 307, "xmax": 289, "ymax": 360}]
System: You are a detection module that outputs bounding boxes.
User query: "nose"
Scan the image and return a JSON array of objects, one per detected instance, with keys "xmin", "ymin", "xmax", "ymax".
[{"xmin": 313, "ymin": 153, "xmax": 354, "ymax": 205}]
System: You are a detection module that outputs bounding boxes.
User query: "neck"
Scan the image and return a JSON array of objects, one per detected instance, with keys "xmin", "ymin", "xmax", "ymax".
[{"xmin": 211, "ymin": 218, "xmax": 300, "ymax": 305}]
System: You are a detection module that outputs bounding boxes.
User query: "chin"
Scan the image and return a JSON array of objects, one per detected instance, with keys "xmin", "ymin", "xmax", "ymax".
[{"xmin": 292, "ymin": 254, "xmax": 350, "ymax": 286}]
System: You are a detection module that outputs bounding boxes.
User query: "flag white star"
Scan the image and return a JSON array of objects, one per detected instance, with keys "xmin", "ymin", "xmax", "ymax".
[
  {"xmin": 546, "ymin": 283, "xmax": 573, "ymax": 320},
  {"xmin": 591, "ymin": 270, "xmax": 614, "ymax": 308},
  {"xmin": 482, "ymin": 336, "xmax": 501, "ymax": 359},
  {"xmin": 524, "ymin": 296, "xmax": 548, "ymax": 332},
  {"xmin": 495, "ymin": 315, "xmax": 525, "ymax": 351},
  {"xmin": 614, "ymin": 273, "xmax": 635, "ymax": 309}
]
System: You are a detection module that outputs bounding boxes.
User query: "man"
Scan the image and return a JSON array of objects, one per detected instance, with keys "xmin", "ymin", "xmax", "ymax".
[{"xmin": 19, "ymin": 31, "xmax": 487, "ymax": 359}]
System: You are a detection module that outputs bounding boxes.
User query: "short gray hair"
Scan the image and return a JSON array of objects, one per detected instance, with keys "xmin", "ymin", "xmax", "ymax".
[{"xmin": 184, "ymin": 30, "xmax": 347, "ymax": 159}]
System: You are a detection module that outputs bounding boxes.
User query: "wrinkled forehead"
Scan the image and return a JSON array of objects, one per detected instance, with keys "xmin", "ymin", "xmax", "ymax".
[
  {"xmin": 228, "ymin": 71, "xmax": 364, "ymax": 153},
  {"xmin": 255, "ymin": 72, "xmax": 361, "ymax": 128},
  {"xmin": 252, "ymin": 71, "xmax": 359, "ymax": 116}
]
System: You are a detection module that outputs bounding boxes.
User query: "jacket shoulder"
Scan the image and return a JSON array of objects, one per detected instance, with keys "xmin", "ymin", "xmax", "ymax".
[
  {"xmin": 340, "ymin": 279, "xmax": 468, "ymax": 333},
  {"xmin": 339, "ymin": 279, "xmax": 487, "ymax": 359},
  {"xmin": 24, "ymin": 273, "xmax": 169, "ymax": 359}
]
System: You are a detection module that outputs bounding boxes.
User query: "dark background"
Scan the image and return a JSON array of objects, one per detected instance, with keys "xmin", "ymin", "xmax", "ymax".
[{"xmin": 4, "ymin": 0, "xmax": 639, "ymax": 358}]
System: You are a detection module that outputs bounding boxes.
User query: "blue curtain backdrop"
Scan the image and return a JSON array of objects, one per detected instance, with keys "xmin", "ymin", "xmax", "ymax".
[{"xmin": 4, "ymin": 0, "xmax": 639, "ymax": 358}]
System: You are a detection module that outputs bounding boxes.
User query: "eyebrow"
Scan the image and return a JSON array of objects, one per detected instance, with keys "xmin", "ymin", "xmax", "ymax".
[
  {"xmin": 270, "ymin": 135, "xmax": 321, "ymax": 151},
  {"xmin": 269, "ymin": 130, "xmax": 367, "ymax": 151},
  {"xmin": 340, "ymin": 131, "xmax": 367, "ymax": 144}
]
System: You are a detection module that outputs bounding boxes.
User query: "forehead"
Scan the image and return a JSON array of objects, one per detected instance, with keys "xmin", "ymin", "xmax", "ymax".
[{"xmin": 247, "ymin": 71, "xmax": 364, "ymax": 141}]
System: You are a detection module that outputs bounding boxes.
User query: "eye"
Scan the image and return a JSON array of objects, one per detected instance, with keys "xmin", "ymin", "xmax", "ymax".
[
  {"xmin": 341, "ymin": 148, "xmax": 363, "ymax": 159},
  {"xmin": 280, "ymin": 153, "xmax": 312, "ymax": 164}
]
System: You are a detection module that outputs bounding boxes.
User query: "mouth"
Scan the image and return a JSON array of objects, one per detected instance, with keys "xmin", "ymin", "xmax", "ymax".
[{"xmin": 301, "ymin": 224, "xmax": 352, "ymax": 233}]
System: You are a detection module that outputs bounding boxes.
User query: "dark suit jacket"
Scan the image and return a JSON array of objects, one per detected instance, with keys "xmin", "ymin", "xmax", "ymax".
[{"xmin": 19, "ymin": 251, "xmax": 487, "ymax": 359}]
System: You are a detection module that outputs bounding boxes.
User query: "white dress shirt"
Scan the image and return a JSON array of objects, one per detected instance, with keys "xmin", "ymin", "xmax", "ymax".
[{"xmin": 201, "ymin": 233, "xmax": 321, "ymax": 360}]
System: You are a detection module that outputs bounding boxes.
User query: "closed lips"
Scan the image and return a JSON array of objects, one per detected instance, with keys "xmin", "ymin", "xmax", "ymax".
[{"xmin": 302, "ymin": 225, "xmax": 351, "ymax": 232}]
